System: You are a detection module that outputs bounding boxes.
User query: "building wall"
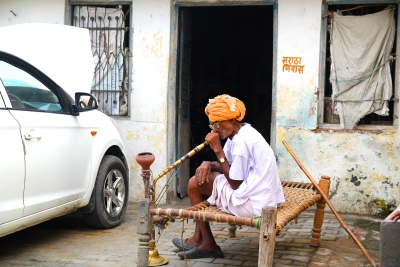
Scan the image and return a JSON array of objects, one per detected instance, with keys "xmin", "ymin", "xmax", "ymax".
[
  {"xmin": 121, "ymin": 0, "xmax": 171, "ymax": 202},
  {"xmin": 275, "ymin": 0, "xmax": 400, "ymax": 215},
  {"xmin": 0, "ymin": 0, "xmax": 398, "ymax": 215},
  {"xmin": 276, "ymin": 0, "xmax": 320, "ymax": 130},
  {"xmin": 0, "ymin": 0, "xmax": 66, "ymax": 25}
]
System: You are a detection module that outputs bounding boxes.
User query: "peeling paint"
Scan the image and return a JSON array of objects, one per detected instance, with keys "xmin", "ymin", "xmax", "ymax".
[
  {"xmin": 329, "ymin": 177, "xmax": 340, "ymax": 199},
  {"xmin": 151, "ymin": 31, "xmax": 163, "ymax": 58},
  {"xmin": 350, "ymin": 175, "xmax": 361, "ymax": 186},
  {"xmin": 309, "ymin": 86, "xmax": 318, "ymax": 117},
  {"xmin": 368, "ymin": 199, "xmax": 398, "ymax": 216},
  {"xmin": 126, "ymin": 130, "xmax": 140, "ymax": 141},
  {"xmin": 277, "ymin": 126, "xmax": 400, "ymax": 215}
]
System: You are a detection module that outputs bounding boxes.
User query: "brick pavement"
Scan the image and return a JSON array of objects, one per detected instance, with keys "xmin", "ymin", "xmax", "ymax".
[{"xmin": 0, "ymin": 197, "xmax": 381, "ymax": 267}]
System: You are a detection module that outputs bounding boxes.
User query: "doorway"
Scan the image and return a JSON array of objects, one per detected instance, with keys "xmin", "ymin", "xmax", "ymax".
[{"xmin": 176, "ymin": 5, "xmax": 274, "ymax": 198}]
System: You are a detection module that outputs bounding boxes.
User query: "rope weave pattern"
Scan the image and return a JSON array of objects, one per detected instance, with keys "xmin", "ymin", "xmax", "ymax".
[{"xmin": 150, "ymin": 181, "xmax": 321, "ymax": 236}]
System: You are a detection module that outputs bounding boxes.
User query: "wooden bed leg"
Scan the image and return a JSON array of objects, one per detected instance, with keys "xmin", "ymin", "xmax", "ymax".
[
  {"xmin": 258, "ymin": 206, "xmax": 277, "ymax": 267},
  {"xmin": 137, "ymin": 198, "xmax": 153, "ymax": 267},
  {"xmin": 228, "ymin": 224, "xmax": 237, "ymax": 238},
  {"xmin": 310, "ymin": 175, "xmax": 331, "ymax": 247}
]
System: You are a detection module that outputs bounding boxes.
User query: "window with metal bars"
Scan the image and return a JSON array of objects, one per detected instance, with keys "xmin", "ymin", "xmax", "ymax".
[
  {"xmin": 72, "ymin": 5, "xmax": 130, "ymax": 116},
  {"xmin": 321, "ymin": 3, "xmax": 398, "ymax": 127}
]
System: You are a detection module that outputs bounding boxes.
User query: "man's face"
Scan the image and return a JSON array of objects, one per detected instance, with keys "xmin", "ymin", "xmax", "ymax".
[{"xmin": 209, "ymin": 120, "xmax": 232, "ymax": 140}]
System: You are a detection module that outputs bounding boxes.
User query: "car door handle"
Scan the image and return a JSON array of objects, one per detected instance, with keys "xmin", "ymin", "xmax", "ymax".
[{"xmin": 24, "ymin": 133, "xmax": 42, "ymax": 140}]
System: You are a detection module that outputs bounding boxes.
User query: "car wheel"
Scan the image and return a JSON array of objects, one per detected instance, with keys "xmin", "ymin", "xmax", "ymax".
[{"xmin": 83, "ymin": 155, "xmax": 129, "ymax": 229}]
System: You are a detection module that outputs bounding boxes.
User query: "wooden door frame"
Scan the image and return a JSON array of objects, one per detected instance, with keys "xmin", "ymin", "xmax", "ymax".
[{"xmin": 166, "ymin": 0, "xmax": 278, "ymax": 200}]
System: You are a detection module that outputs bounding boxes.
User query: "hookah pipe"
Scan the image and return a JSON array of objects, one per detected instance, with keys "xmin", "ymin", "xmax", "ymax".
[
  {"xmin": 137, "ymin": 141, "xmax": 208, "ymax": 202},
  {"xmin": 135, "ymin": 142, "xmax": 208, "ymax": 267}
]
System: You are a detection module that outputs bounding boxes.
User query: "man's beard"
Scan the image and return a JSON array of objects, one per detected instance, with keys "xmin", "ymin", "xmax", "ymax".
[{"xmin": 218, "ymin": 131, "xmax": 228, "ymax": 140}]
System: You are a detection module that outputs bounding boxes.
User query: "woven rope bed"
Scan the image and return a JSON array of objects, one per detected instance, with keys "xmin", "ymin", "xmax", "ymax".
[
  {"xmin": 140, "ymin": 176, "xmax": 331, "ymax": 267},
  {"xmin": 151, "ymin": 180, "xmax": 328, "ymax": 236}
]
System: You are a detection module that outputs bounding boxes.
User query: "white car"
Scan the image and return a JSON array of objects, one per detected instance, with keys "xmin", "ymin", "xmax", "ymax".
[{"xmin": 0, "ymin": 23, "xmax": 129, "ymax": 237}]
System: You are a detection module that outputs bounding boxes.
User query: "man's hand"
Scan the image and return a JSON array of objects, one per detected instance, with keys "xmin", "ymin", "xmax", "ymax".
[
  {"xmin": 388, "ymin": 210, "xmax": 400, "ymax": 222},
  {"xmin": 195, "ymin": 161, "xmax": 212, "ymax": 185},
  {"xmin": 205, "ymin": 130, "xmax": 223, "ymax": 155}
]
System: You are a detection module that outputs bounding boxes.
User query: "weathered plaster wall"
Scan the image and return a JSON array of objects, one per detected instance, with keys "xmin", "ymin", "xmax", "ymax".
[
  {"xmin": 276, "ymin": 128, "xmax": 400, "ymax": 214},
  {"xmin": 0, "ymin": 0, "xmax": 66, "ymax": 25},
  {"xmin": 275, "ymin": 0, "xmax": 400, "ymax": 215},
  {"xmin": 276, "ymin": 0, "xmax": 320, "ymax": 130},
  {"xmin": 118, "ymin": 0, "xmax": 171, "ymax": 202}
]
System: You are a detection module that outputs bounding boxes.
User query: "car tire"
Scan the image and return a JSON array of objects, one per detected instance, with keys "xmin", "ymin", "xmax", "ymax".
[{"xmin": 83, "ymin": 155, "xmax": 129, "ymax": 229}]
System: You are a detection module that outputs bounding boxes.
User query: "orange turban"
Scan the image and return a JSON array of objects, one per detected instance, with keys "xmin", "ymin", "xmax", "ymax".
[{"xmin": 205, "ymin": 94, "xmax": 246, "ymax": 122}]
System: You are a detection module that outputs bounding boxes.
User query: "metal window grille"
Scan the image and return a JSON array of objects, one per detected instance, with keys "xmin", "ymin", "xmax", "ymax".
[{"xmin": 73, "ymin": 6, "xmax": 129, "ymax": 116}]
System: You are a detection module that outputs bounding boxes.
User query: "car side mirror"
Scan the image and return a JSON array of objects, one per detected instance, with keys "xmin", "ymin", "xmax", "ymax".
[
  {"xmin": 71, "ymin": 104, "xmax": 80, "ymax": 116},
  {"xmin": 75, "ymin": 92, "xmax": 98, "ymax": 112}
]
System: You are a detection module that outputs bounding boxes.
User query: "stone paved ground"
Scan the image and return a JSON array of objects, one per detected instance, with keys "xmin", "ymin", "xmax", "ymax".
[{"xmin": 0, "ymin": 197, "xmax": 381, "ymax": 267}]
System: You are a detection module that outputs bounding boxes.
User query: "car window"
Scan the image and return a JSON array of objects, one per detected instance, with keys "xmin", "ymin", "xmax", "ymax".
[{"xmin": 0, "ymin": 61, "xmax": 62, "ymax": 112}]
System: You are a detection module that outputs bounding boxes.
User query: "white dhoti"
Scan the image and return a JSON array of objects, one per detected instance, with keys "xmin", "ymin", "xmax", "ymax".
[{"xmin": 207, "ymin": 174, "xmax": 254, "ymax": 217}]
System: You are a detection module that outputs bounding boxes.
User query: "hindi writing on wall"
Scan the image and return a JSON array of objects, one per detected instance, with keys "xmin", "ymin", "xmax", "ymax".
[{"xmin": 282, "ymin": 57, "xmax": 304, "ymax": 74}]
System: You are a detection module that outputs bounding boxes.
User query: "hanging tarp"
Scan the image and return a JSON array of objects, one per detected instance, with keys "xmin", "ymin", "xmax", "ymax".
[{"xmin": 330, "ymin": 7, "xmax": 395, "ymax": 129}]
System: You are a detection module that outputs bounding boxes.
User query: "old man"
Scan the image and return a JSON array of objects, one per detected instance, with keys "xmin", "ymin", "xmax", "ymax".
[{"xmin": 173, "ymin": 94, "xmax": 285, "ymax": 259}]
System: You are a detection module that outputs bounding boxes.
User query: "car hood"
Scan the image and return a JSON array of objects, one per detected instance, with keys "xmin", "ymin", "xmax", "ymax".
[{"xmin": 0, "ymin": 23, "xmax": 93, "ymax": 98}]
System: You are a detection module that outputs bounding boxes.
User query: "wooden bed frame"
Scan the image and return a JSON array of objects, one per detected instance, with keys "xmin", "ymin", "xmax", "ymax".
[{"xmin": 137, "ymin": 176, "xmax": 331, "ymax": 267}]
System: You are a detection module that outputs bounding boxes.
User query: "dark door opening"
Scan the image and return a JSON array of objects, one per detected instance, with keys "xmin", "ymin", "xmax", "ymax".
[{"xmin": 176, "ymin": 5, "xmax": 274, "ymax": 196}]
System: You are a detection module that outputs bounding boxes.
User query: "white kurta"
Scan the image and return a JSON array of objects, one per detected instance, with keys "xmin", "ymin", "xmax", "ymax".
[{"xmin": 207, "ymin": 124, "xmax": 285, "ymax": 216}]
